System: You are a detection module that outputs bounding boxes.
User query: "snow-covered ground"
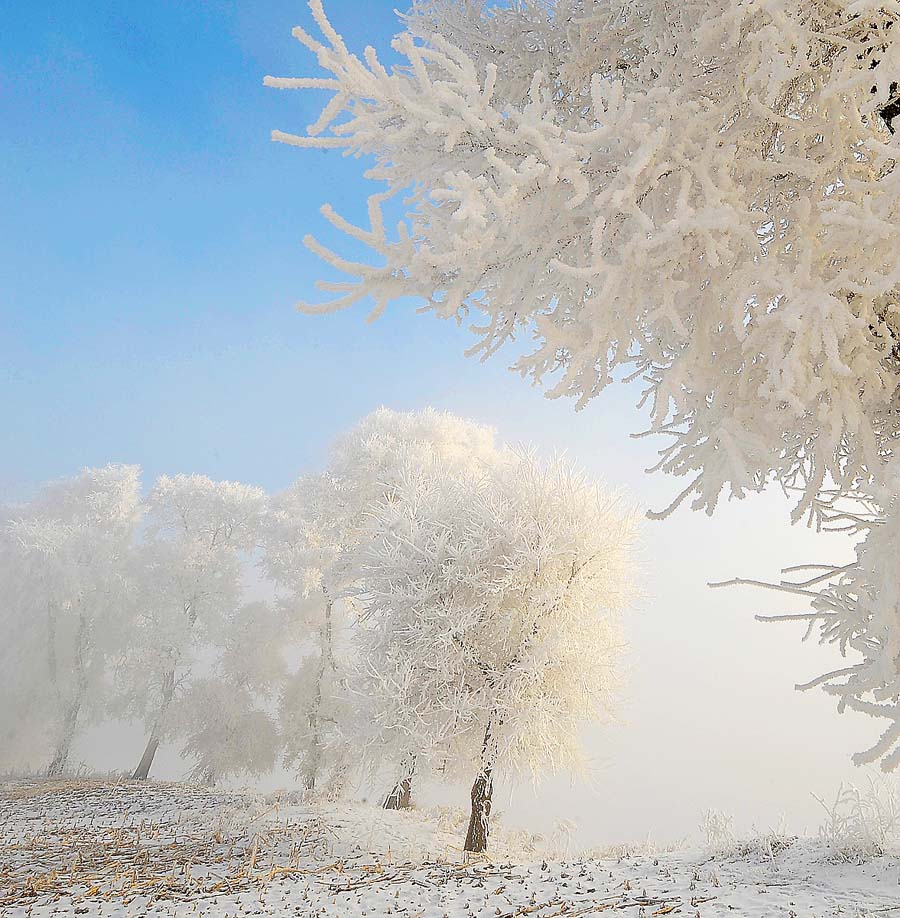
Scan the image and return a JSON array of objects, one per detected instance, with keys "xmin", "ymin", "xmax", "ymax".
[{"xmin": 1, "ymin": 780, "xmax": 898, "ymax": 917}]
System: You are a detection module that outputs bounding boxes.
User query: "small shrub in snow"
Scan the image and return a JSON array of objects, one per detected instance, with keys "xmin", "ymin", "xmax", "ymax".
[
  {"xmin": 700, "ymin": 810, "xmax": 796, "ymax": 861},
  {"xmin": 700, "ymin": 810, "xmax": 736, "ymax": 852},
  {"xmin": 815, "ymin": 774, "xmax": 900, "ymax": 861}
]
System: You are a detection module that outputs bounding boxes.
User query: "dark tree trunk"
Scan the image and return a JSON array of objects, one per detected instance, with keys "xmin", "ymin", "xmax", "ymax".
[
  {"xmin": 383, "ymin": 753, "xmax": 416, "ymax": 809},
  {"xmin": 132, "ymin": 667, "xmax": 175, "ymax": 781},
  {"xmin": 383, "ymin": 775, "xmax": 413, "ymax": 810},
  {"xmin": 464, "ymin": 767, "xmax": 493, "ymax": 853},
  {"xmin": 132, "ymin": 731, "xmax": 161, "ymax": 781},
  {"xmin": 46, "ymin": 747, "xmax": 69, "ymax": 779},
  {"xmin": 134, "ymin": 591, "xmax": 203, "ymax": 783},
  {"xmin": 464, "ymin": 713, "xmax": 499, "ymax": 854}
]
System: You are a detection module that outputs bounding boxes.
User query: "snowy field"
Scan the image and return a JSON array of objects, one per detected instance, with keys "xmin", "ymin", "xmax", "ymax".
[{"xmin": 1, "ymin": 781, "xmax": 898, "ymax": 917}]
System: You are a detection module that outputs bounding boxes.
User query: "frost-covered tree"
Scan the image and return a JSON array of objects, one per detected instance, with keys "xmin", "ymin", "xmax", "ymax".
[
  {"xmin": 717, "ymin": 466, "xmax": 900, "ymax": 771},
  {"xmin": 173, "ymin": 600, "xmax": 285, "ymax": 784},
  {"xmin": 267, "ymin": 0, "xmax": 900, "ymax": 771},
  {"xmin": 0, "ymin": 513, "xmax": 31, "ymax": 766},
  {"xmin": 0, "ymin": 465, "xmax": 142, "ymax": 775},
  {"xmin": 175, "ymin": 678, "xmax": 282, "ymax": 785},
  {"xmin": 350, "ymin": 450, "xmax": 636, "ymax": 851},
  {"xmin": 264, "ymin": 476, "xmax": 356, "ymax": 795},
  {"xmin": 268, "ymin": 0, "xmax": 900, "ymax": 521},
  {"xmin": 264, "ymin": 407, "xmax": 500, "ymax": 800},
  {"xmin": 122, "ymin": 474, "xmax": 268, "ymax": 781}
]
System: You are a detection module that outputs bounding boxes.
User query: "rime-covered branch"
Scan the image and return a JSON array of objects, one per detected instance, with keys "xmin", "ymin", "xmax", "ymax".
[{"xmin": 268, "ymin": 0, "xmax": 900, "ymax": 521}]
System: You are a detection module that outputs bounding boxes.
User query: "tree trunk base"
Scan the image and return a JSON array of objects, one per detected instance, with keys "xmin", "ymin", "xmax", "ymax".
[
  {"xmin": 383, "ymin": 776, "xmax": 412, "ymax": 810},
  {"xmin": 132, "ymin": 734, "xmax": 160, "ymax": 781},
  {"xmin": 464, "ymin": 770, "xmax": 493, "ymax": 853}
]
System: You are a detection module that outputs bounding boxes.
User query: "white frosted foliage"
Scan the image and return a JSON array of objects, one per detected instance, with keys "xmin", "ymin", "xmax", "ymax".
[
  {"xmin": 0, "ymin": 465, "xmax": 142, "ymax": 774},
  {"xmin": 352, "ymin": 449, "xmax": 637, "ymax": 787},
  {"xmin": 262, "ymin": 407, "xmax": 504, "ymax": 792},
  {"xmin": 115, "ymin": 474, "xmax": 270, "ymax": 781},
  {"xmin": 268, "ymin": 0, "xmax": 900, "ymax": 521}
]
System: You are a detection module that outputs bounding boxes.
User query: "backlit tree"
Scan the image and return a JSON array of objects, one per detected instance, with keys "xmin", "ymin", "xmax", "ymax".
[
  {"xmin": 123, "ymin": 474, "xmax": 268, "ymax": 781},
  {"xmin": 350, "ymin": 450, "xmax": 636, "ymax": 851},
  {"xmin": 264, "ymin": 407, "xmax": 501, "ymax": 801}
]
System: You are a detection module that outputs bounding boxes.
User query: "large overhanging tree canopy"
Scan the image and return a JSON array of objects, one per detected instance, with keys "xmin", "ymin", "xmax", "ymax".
[{"xmin": 267, "ymin": 0, "xmax": 900, "ymax": 768}]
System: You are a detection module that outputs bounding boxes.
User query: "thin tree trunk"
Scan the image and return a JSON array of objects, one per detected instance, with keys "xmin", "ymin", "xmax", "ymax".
[
  {"xmin": 133, "ymin": 666, "xmax": 175, "ymax": 781},
  {"xmin": 383, "ymin": 775, "xmax": 413, "ymax": 810},
  {"xmin": 135, "ymin": 594, "xmax": 202, "ymax": 782},
  {"xmin": 46, "ymin": 695, "xmax": 82, "ymax": 778},
  {"xmin": 303, "ymin": 592, "xmax": 333, "ymax": 794},
  {"xmin": 132, "ymin": 731, "xmax": 161, "ymax": 781},
  {"xmin": 46, "ymin": 610, "xmax": 89, "ymax": 778},
  {"xmin": 304, "ymin": 667, "xmax": 324, "ymax": 793},
  {"xmin": 47, "ymin": 601, "xmax": 59, "ymax": 698}
]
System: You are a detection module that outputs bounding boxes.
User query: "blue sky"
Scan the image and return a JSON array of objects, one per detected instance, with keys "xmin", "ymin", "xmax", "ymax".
[
  {"xmin": 1, "ymin": 0, "xmax": 882, "ymax": 844},
  {"xmin": 2, "ymin": 0, "xmax": 547, "ymax": 495}
]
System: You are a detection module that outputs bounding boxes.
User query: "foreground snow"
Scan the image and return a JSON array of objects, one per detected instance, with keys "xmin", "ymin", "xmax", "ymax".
[{"xmin": 1, "ymin": 781, "xmax": 898, "ymax": 916}]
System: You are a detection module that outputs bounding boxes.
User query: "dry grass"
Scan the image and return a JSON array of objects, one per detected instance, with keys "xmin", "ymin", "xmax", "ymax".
[{"xmin": 0, "ymin": 779, "xmax": 340, "ymax": 909}]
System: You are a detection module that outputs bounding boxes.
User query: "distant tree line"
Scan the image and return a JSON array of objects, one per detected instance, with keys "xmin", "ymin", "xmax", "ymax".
[{"xmin": 0, "ymin": 408, "xmax": 636, "ymax": 852}]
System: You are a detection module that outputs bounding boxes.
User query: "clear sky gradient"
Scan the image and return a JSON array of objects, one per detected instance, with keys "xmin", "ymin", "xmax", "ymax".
[{"xmin": 1, "ymin": 1, "xmax": 884, "ymax": 848}]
